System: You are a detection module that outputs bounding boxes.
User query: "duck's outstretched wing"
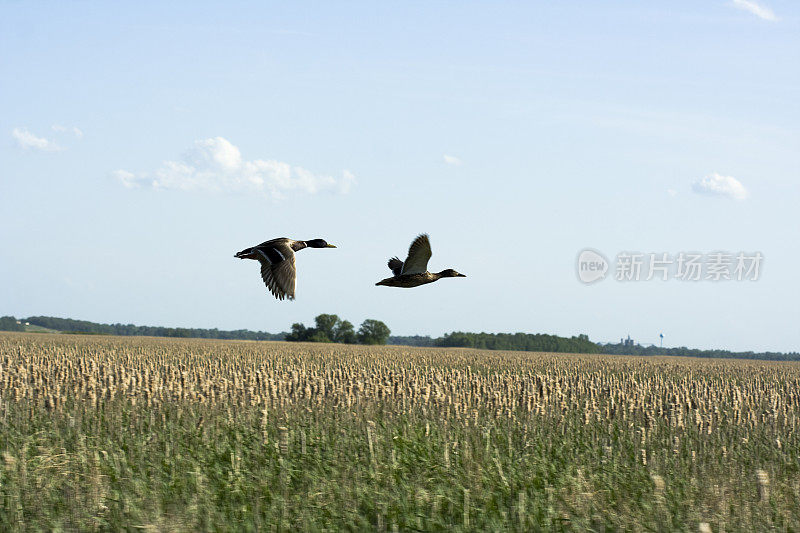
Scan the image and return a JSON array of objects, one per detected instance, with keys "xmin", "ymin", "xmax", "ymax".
[
  {"xmin": 255, "ymin": 242, "xmax": 297, "ymax": 300},
  {"xmin": 260, "ymin": 256, "xmax": 296, "ymax": 300},
  {"xmin": 401, "ymin": 234, "xmax": 432, "ymax": 275},
  {"xmin": 256, "ymin": 237, "xmax": 291, "ymax": 248},
  {"xmin": 388, "ymin": 257, "xmax": 403, "ymax": 276}
]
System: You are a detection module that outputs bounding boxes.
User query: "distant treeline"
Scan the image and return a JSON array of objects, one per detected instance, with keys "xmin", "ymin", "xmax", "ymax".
[
  {"xmin": 389, "ymin": 331, "xmax": 599, "ymax": 353},
  {"xmin": 2, "ymin": 315, "xmax": 797, "ymax": 361},
  {"xmin": 6, "ymin": 316, "xmax": 285, "ymax": 341},
  {"xmin": 436, "ymin": 332, "xmax": 599, "ymax": 353},
  {"xmin": 0, "ymin": 317, "xmax": 24, "ymax": 332},
  {"xmin": 598, "ymin": 342, "xmax": 800, "ymax": 361},
  {"xmin": 388, "ymin": 335, "xmax": 436, "ymax": 347},
  {"xmin": 390, "ymin": 332, "xmax": 800, "ymax": 360}
]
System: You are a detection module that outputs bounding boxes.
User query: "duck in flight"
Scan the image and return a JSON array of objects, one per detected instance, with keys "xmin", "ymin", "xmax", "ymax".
[
  {"xmin": 376, "ymin": 234, "xmax": 466, "ymax": 288},
  {"xmin": 235, "ymin": 238, "xmax": 336, "ymax": 300}
]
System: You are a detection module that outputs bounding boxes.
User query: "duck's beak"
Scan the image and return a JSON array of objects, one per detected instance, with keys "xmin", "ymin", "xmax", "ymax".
[
  {"xmin": 457, "ymin": 273, "xmax": 466, "ymax": 277},
  {"xmin": 326, "ymin": 243, "xmax": 337, "ymax": 248}
]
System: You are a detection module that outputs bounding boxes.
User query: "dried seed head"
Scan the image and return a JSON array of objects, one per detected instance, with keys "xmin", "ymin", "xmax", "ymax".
[
  {"xmin": 651, "ymin": 474, "xmax": 665, "ymax": 496},
  {"xmin": 278, "ymin": 426, "xmax": 289, "ymax": 455},
  {"xmin": 756, "ymin": 469, "xmax": 770, "ymax": 502},
  {"xmin": 2, "ymin": 452, "xmax": 15, "ymax": 467}
]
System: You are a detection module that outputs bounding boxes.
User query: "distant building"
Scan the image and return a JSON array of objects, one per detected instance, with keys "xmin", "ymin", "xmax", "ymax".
[{"xmin": 620, "ymin": 335, "xmax": 634, "ymax": 347}]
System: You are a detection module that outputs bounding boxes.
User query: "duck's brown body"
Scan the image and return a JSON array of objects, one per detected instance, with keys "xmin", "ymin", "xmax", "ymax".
[
  {"xmin": 375, "ymin": 234, "xmax": 465, "ymax": 288},
  {"xmin": 376, "ymin": 271, "xmax": 447, "ymax": 288}
]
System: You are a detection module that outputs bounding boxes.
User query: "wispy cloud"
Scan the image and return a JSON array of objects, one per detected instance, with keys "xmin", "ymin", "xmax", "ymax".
[
  {"xmin": 692, "ymin": 173, "xmax": 749, "ymax": 201},
  {"xmin": 667, "ymin": 188, "xmax": 678, "ymax": 197},
  {"xmin": 732, "ymin": 0, "xmax": 777, "ymax": 21},
  {"xmin": 12, "ymin": 128, "xmax": 63, "ymax": 152},
  {"xmin": 443, "ymin": 154, "xmax": 462, "ymax": 166},
  {"xmin": 111, "ymin": 170, "xmax": 139, "ymax": 189},
  {"xmin": 114, "ymin": 137, "xmax": 356, "ymax": 197},
  {"xmin": 52, "ymin": 124, "xmax": 84, "ymax": 138}
]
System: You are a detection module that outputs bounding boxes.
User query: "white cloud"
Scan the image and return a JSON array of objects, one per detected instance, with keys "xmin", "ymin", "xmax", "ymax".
[
  {"xmin": 114, "ymin": 137, "xmax": 355, "ymax": 198},
  {"xmin": 52, "ymin": 124, "xmax": 83, "ymax": 138},
  {"xmin": 667, "ymin": 188, "xmax": 677, "ymax": 197},
  {"xmin": 112, "ymin": 170, "xmax": 139, "ymax": 189},
  {"xmin": 12, "ymin": 128, "xmax": 62, "ymax": 152},
  {"xmin": 732, "ymin": 0, "xmax": 777, "ymax": 21},
  {"xmin": 692, "ymin": 173, "xmax": 749, "ymax": 201},
  {"xmin": 339, "ymin": 170, "xmax": 357, "ymax": 194},
  {"xmin": 443, "ymin": 154, "xmax": 462, "ymax": 166}
]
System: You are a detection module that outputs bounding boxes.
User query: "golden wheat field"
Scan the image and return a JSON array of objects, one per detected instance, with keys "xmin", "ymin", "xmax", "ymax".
[{"xmin": 1, "ymin": 332, "xmax": 798, "ymax": 531}]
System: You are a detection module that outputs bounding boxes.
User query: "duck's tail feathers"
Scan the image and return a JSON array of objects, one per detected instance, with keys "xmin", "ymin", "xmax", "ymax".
[{"xmin": 388, "ymin": 257, "xmax": 403, "ymax": 276}]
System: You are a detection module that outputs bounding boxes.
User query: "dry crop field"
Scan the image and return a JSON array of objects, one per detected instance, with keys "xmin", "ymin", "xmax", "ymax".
[{"xmin": 1, "ymin": 332, "xmax": 798, "ymax": 531}]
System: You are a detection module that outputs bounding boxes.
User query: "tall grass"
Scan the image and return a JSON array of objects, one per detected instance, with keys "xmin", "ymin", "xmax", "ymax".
[{"xmin": 1, "ymin": 333, "xmax": 798, "ymax": 530}]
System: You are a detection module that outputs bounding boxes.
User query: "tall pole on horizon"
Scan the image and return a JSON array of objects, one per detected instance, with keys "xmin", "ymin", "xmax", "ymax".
[{"xmin": 660, "ymin": 333, "xmax": 664, "ymax": 348}]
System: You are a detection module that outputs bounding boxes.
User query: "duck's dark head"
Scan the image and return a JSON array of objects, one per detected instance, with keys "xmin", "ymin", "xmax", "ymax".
[
  {"xmin": 305, "ymin": 239, "xmax": 337, "ymax": 248},
  {"xmin": 438, "ymin": 269, "xmax": 466, "ymax": 278}
]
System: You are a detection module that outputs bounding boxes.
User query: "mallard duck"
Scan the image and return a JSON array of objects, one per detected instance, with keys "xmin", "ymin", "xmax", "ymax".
[
  {"xmin": 376, "ymin": 234, "xmax": 466, "ymax": 288},
  {"xmin": 235, "ymin": 238, "xmax": 336, "ymax": 300}
]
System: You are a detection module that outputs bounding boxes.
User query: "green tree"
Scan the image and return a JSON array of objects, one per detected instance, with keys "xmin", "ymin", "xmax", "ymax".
[
  {"xmin": 0, "ymin": 316, "xmax": 23, "ymax": 332},
  {"xmin": 286, "ymin": 323, "xmax": 310, "ymax": 342},
  {"xmin": 307, "ymin": 330, "xmax": 332, "ymax": 343},
  {"xmin": 314, "ymin": 314, "xmax": 339, "ymax": 342},
  {"xmin": 333, "ymin": 320, "xmax": 357, "ymax": 344},
  {"xmin": 357, "ymin": 319, "xmax": 391, "ymax": 345}
]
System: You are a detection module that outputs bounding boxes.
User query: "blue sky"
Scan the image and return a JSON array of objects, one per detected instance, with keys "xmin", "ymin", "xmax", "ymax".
[{"xmin": 1, "ymin": 1, "xmax": 798, "ymax": 352}]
